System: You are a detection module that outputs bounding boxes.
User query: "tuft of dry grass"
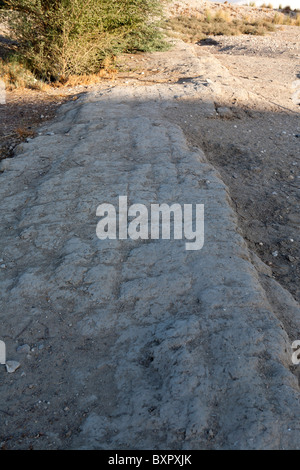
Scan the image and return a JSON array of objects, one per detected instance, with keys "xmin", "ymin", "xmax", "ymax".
[
  {"xmin": 0, "ymin": 58, "xmax": 51, "ymax": 90},
  {"xmin": 14, "ymin": 127, "xmax": 35, "ymax": 139},
  {"xmin": 0, "ymin": 57, "xmax": 118, "ymax": 91},
  {"xmin": 57, "ymin": 59, "xmax": 118, "ymax": 87}
]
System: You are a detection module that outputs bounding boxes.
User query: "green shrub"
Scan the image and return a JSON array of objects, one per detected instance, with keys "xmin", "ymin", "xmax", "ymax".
[{"xmin": 2, "ymin": 0, "xmax": 168, "ymax": 80}]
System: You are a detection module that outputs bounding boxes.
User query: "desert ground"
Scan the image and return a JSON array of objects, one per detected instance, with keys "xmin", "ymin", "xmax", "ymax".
[{"xmin": 0, "ymin": 0, "xmax": 299, "ymax": 450}]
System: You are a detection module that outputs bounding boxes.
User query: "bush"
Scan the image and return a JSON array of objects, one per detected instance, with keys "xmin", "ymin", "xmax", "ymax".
[{"xmin": 2, "ymin": 0, "xmax": 168, "ymax": 80}]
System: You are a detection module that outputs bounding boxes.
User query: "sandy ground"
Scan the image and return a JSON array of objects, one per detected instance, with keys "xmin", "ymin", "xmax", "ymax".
[{"xmin": 167, "ymin": 26, "xmax": 300, "ymax": 304}]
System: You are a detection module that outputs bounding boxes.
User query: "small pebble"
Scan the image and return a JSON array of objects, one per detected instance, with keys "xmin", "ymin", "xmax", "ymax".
[
  {"xmin": 17, "ymin": 344, "xmax": 30, "ymax": 354},
  {"xmin": 6, "ymin": 361, "xmax": 21, "ymax": 374},
  {"xmin": 217, "ymin": 106, "xmax": 233, "ymax": 119}
]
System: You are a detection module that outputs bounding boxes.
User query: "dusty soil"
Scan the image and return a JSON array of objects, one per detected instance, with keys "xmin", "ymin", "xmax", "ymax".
[
  {"xmin": 166, "ymin": 26, "xmax": 300, "ymax": 303},
  {"xmin": 0, "ymin": 91, "xmax": 74, "ymax": 161}
]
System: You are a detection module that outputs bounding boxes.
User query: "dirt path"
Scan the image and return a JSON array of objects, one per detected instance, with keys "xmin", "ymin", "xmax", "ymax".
[
  {"xmin": 115, "ymin": 25, "xmax": 300, "ymax": 305},
  {"xmin": 0, "ymin": 38, "xmax": 300, "ymax": 450}
]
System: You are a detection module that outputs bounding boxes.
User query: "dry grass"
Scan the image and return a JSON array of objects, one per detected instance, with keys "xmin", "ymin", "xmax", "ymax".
[
  {"xmin": 14, "ymin": 127, "xmax": 35, "ymax": 139},
  {"xmin": 57, "ymin": 60, "xmax": 118, "ymax": 87},
  {"xmin": 0, "ymin": 58, "xmax": 51, "ymax": 90},
  {"xmin": 275, "ymin": 12, "xmax": 300, "ymax": 25},
  {"xmin": 165, "ymin": 12, "xmax": 275, "ymax": 42},
  {"xmin": 0, "ymin": 57, "xmax": 118, "ymax": 90},
  {"xmin": 165, "ymin": 8, "xmax": 300, "ymax": 43}
]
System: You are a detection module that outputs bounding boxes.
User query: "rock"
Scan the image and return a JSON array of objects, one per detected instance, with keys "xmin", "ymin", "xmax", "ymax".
[
  {"xmin": 199, "ymin": 38, "xmax": 219, "ymax": 46},
  {"xmin": 217, "ymin": 106, "xmax": 234, "ymax": 119},
  {"xmin": 249, "ymin": 250, "xmax": 272, "ymax": 277},
  {"xmin": 6, "ymin": 361, "xmax": 20, "ymax": 374},
  {"xmin": 17, "ymin": 344, "xmax": 30, "ymax": 354}
]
